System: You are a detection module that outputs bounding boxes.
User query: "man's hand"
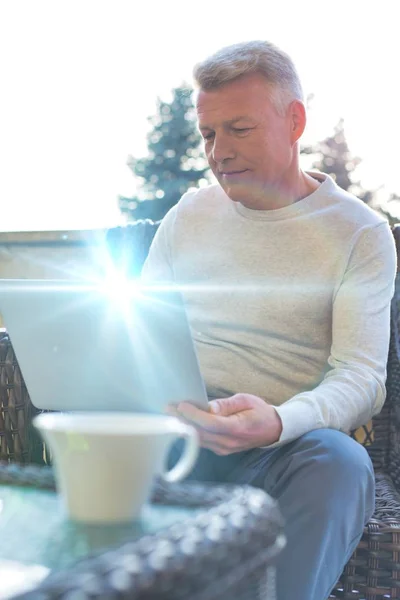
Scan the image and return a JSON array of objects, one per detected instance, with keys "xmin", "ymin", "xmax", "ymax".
[{"xmin": 167, "ymin": 394, "xmax": 283, "ymax": 455}]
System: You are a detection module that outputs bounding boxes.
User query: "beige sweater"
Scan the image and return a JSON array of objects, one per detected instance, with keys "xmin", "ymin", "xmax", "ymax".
[{"xmin": 142, "ymin": 172, "xmax": 397, "ymax": 446}]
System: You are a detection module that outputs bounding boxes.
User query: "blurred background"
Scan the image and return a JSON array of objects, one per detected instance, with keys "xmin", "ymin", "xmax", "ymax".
[{"xmin": 0, "ymin": 0, "xmax": 399, "ymax": 281}]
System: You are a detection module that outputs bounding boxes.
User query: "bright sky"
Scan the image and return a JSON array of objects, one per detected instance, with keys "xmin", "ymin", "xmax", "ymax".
[{"xmin": 1, "ymin": 0, "xmax": 400, "ymax": 231}]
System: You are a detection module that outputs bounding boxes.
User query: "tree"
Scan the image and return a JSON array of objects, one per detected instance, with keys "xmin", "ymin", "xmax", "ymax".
[
  {"xmin": 301, "ymin": 119, "xmax": 373, "ymax": 202},
  {"xmin": 119, "ymin": 86, "xmax": 209, "ymax": 222}
]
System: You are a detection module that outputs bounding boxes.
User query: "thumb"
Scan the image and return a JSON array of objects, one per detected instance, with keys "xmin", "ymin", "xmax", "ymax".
[{"xmin": 209, "ymin": 394, "xmax": 253, "ymax": 417}]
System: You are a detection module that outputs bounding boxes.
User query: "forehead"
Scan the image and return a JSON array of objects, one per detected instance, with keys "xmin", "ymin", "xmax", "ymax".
[{"xmin": 196, "ymin": 73, "xmax": 275, "ymax": 127}]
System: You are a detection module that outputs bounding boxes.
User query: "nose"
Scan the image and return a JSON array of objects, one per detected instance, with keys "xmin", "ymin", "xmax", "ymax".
[{"xmin": 210, "ymin": 133, "xmax": 235, "ymax": 164}]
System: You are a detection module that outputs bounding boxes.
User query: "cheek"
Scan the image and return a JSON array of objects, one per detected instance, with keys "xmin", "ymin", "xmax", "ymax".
[
  {"xmin": 245, "ymin": 138, "xmax": 270, "ymax": 166},
  {"xmin": 205, "ymin": 146, "xmax": 216, "ymax": 167},
  {"xmin": 259, "ymin": 133, "xmax": 290, "ymax": 166}
]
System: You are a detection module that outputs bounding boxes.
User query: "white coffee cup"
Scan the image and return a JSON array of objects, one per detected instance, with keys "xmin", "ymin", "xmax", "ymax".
[{"xmin": 33, "ymin": 412, "xmax": 199, "ymax": 523}]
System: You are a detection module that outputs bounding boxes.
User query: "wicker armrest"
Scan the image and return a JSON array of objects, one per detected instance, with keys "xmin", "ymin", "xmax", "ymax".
[
  {"xmin": 0, "ymin": 332, "xmax": 46, "ymax": 464},
  {"xmin": 373, "ymin": 471, "xmax": 400, "ymax": 525},
  {"xmin": 332, "ymin": 470, "xmax": 400, "ymax": 598},
  {"xmin": 388, "ymin": 280, "xmax": 400, "ymax": 426},
  {"xmin": 386, "ymin": 286, "xmax": 400, "ymax": 491},
  {"xmin": 389, "ymin": 425, "xmax": 400, "ymax": 492}
]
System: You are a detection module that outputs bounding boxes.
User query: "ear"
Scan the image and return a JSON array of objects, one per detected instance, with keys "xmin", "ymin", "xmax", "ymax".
[{"xmin": 289, "ymin": 100, "xmax": 306, "ymax": 145}]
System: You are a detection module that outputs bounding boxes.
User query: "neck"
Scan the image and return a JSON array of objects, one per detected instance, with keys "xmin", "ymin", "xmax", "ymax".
[
  {"xmin": 286, "ymin": 169, "xmax": 320, "ymax": 203},
  {"xmin": 256, "ymin": 167, "xmax": 320, "ymax": 211}
]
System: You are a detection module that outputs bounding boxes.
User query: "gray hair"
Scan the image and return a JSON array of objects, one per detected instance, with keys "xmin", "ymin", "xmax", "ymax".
[{"xmin": 193, "ymin": 40, "xmax": 303, "ymax": 115}]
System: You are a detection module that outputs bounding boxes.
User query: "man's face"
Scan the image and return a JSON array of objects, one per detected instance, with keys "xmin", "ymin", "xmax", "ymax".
[{"xmin": 196, "ymin": 73, "xmax": 300, "ymax": 209}]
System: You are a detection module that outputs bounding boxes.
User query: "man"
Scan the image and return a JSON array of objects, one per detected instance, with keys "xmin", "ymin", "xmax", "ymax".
[{"xmin": 142, "ymin": 40, "xmax": 397, "ymax": 600}]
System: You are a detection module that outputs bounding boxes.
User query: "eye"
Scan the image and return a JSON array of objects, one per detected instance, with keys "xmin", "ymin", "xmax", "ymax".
[
  {"xmin": 233, "ymin": 127, "xmax": 252, "ymax": 135},
  {"xmin": 202, "ymin": 132, "xmax": 215, "ymax": 141}
]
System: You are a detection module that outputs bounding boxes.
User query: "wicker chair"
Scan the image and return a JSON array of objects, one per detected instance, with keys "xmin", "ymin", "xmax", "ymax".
[{"xmin": 1, "ymin": 220, "xmax": 400, "ymax": 599}]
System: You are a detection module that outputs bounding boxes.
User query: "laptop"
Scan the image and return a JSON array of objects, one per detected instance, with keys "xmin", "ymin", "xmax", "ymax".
[{"xmin": 0, "ymin": 279, "xmax": 209, "ymax": 413}]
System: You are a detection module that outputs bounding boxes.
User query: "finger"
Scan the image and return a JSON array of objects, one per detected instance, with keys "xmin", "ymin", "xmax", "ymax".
[
  {"xmin": 208, "ymin": 394, "xmax": 254, "ymax": 417},
  {"xmin": 165, "ymin": 404, "xmax": 180, "ymax": 417},
  {"xmin": 196, "ymin": 431, "xmax": 226, "ymax": 453},
  {"xmin": 165, "ymin": 404, "xmax": 197, "ymax": 429},
  {"xmin": 198, "ymin": 433, "xmax": 241, "ymax": 455},
  {"xmin": 176, "ymin": 401, "xmax": 227, "ymax": 433}
]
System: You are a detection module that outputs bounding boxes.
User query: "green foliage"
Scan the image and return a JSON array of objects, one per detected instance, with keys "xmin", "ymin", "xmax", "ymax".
[{"xmin": 119, "ymin": 86, "xmax": 209, "ymax": 222}]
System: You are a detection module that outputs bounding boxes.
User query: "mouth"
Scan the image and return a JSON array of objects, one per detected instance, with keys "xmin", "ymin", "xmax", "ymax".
[{"xmin": 219, "ymin": 170, "xmax": 249, "ymax": 180}]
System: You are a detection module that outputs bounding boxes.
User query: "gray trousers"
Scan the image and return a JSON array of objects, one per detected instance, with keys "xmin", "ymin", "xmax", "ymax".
[{"xmin": 170, "ymin": 429, "xmax": 375, "ymax": 600}]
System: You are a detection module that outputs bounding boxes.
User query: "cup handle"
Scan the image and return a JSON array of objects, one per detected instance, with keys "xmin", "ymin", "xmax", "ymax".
[{"xmin": 162, "ymin": 423, "xmax": 199, "ymax": 483}]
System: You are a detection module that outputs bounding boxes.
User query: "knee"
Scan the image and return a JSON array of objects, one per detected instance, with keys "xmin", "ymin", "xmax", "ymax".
[
  {"xmin": 298, "ymin": 429, "xmax": 373, "ymax": 481},
  {"xmin": 289, "ymin": 429, "xmax": 375, "ymax": 508}
]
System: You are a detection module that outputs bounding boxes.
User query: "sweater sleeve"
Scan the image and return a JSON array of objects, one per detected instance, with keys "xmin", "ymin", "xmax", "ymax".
[
  {"xmin": 140, "ymin": 205, "xmax": 178, "ymax": 284},
  {"xmin": 273, "ymin": 221, "xmax": 397, "ymax": 446}
]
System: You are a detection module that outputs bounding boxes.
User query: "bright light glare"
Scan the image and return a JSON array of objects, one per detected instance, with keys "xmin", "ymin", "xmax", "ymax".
[
  {"xmin": 96, "ymin": 273, "xmax": 143, "ymax": 324},
  {"xmin": 99, "ymin": 274, "xmax": 141, "ymax": 299}
]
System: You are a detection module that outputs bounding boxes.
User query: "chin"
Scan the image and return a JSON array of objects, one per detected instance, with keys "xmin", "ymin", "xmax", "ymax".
[
  {"xmin": 220, "ymin": 182, "xmax": 261, "ymax": 206},
  {"xmin": 220, "ymin": 181, "xmax": 248, "ymax": 201}
]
